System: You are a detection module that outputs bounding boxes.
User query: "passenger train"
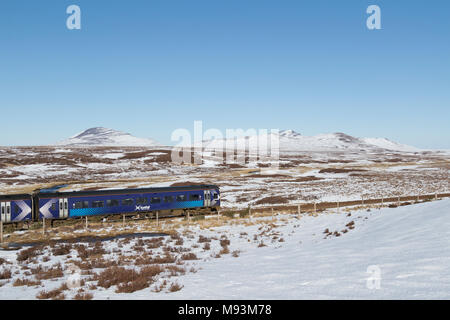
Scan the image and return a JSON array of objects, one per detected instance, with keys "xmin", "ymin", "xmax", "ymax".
[{"xmin": 0, "ymin": 185, "xmax": 220, "ymax": 224}]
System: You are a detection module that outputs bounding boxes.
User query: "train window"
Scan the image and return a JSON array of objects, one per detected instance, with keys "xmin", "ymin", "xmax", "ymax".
[
  {"xmin": 7, "ymin": 206, "xmax": 10, "ymax": 214},
  {"xmin": 74, "ymin": 202, "xmax": 82, "ymax": 209},
  {"xmin": 60, "ymin": 202, "xmax": 63, "ymax": 210},
  {"xmin": 107, "ymin": 199, "xmax": 119, "ymax": 207},
  {"xmin": 51, "ymin": 203, "xmax": 57, "ymax": 211},
  {"xmin": 189, "ymin": 194, "xmax": 201, "ymax": 201},
  {"xmin": 122, "ymin": 199, "xmax": 134, "ymax": 206},
  {"xmin": 164, "ymin": 196, "xmax": 174, "ymax": 203},
  {"xmin": 213, "ymin": 193, "xmax": 218, "ymax": 199},
  {"xmin": 176, "ymin": 195, "xmax": 186, "ymax": 202},
  {"xmin": 136, "ymin": 197, "xmax": 148, "ymax": 205},
  {"xmin": 92, "ymin": 201, "xmax": 104, "ymax": 208},
  {"xmin": 83, "ymin": 201, "xmax": 89, "ymax": 208},
  {"xmin": 1, "ymin": 207, "xmax": 3, "ymax": 214},
  {"xmin": 151, "ymin": 197, "xmax": 161, "ymax": 204}
]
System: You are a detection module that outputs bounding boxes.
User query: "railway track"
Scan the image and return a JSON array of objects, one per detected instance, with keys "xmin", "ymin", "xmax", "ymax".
[{"xmin": 1, "ymin": 192, "xmax": 449, "ymax": 246}]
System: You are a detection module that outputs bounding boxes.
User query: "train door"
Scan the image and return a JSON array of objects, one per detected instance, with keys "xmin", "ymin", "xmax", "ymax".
[
  {"xmin": 64, "ymin": 198, "xmax": 69, "ymax": 218},
  {"xmin": 6, "ymin": 202, "xmax": 11, "ymax": 222},
  {"xmin": 204, "ymin": 190, "xmax": 211, "ymax": 207},
  {"xmin": 59, "ymin": 198, "xmax": 69, "ymax": 218},
  {"xmin": 1, "ymin": 202, "xmax": 5, "ymax": 222},
  {"xmin": 1, "ymin": 202, "xmax": 11, "ymax": 223}
]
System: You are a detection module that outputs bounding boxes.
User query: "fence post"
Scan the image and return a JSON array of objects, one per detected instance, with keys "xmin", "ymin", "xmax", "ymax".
[
  {"xmin": 397, "ymin": 196, "xmax": 400, "ymax": 206},
  {"xmin": 217, "ymin": 209, "xmax": 220, "ymax": 222},
  {"xmin": 156, "ymin": 212, "xmax": 159, "ymax": 227},
  {"xmin": 314, "ymin": 202, "xmax": 317, "ymax": 214},
  {"xmin": 361, "ymin": 196, "xmax": 364, "ymax": 205},
  {"xmin": 122, "ymin": 214, "xmax": 125, "ymax": 227},
  {"xmin": 417, "ymin": 194, "xmax": 419, "ymax": 202},
  {"xmin": 337, "ymin": 201, "xmax": 339, "ymax": 214},
  {"xmin": 435, "ymin": 192, "xmax": 438, "ymax": 200},
  {"xmin": 85, "ymin": 216, "xmax": 88, "ymax": 229},
  {"xmin": 297, "ymin": 204, "xmax": 301, "ymax": 216},
  {"xmin": 43, "ymin": 218, "xmax": 46, "ymax": 235}
]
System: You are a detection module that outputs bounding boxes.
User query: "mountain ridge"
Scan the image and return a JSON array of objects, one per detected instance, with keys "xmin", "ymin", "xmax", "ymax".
[
  {"xmin": 55, "ymin": 127, "xmax": 159, "ymax": 147},
  {"xmin": 201, "ymin": 129, "xmax": 421, "ymax": 153},
  {"xmin": 55, "ymin": 127, "xmax": 421, "ymax": 152}
]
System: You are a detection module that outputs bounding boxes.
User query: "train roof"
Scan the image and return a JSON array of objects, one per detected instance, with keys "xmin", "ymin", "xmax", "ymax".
[
  {"xmin": 35, "ymin": 184, "xmax": 219, "ymax": 198},
  {"xmin": 0, "ymin": 193, "xmax": 32, "ymax": 201}
]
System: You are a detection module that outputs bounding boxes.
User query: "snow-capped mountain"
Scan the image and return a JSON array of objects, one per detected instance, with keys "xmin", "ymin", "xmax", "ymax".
[
  {"xmin": 55, "ymin": 127, "xmax": 159, "ymax": 147},
  {"xmin": 202, "ymin": 130, "xmax": 421, "ymax": 153}
]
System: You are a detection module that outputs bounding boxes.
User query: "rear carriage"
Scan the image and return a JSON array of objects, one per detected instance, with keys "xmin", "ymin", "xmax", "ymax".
[{"xmin": 0, "ymin": 194, "xmax": 33, "ymax": 223}]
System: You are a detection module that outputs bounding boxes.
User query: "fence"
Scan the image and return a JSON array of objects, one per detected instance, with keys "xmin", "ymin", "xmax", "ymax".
[{"xmin": 224, "ymin": 192, "xmax": 450, "ymax": 217}]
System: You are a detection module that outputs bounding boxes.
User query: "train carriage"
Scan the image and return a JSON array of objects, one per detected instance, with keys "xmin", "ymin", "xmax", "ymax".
[
  {"xmin": 35, "ymin": 185, "xmax": 220, "ymax": 221},
  {"xmin": 0, "ymin": 194, "xmax": 33, "ymax": 223}
]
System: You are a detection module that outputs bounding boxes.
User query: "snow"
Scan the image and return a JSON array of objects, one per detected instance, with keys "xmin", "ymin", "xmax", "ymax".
[
  {"xmin": 362, "ymin": 137, "xmax": 421, "ymax": 153},
  {"xmin": 54, "ymin": 127, "xmax": 159, "ymax": 147},
  {"xmin": 163, "ymin": 199, "xmax": 450, "ymax": 299},
  {"xmin": 1, "ymin": 198, "xmax": 448, "ymax": 299},
  {"xmin": 202, "ymin": 130, "xmax": 422, "ymax": 153}
]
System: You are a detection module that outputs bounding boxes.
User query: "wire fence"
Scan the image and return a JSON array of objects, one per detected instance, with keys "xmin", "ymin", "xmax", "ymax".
[{"xmin": 223, "ymin": 192, "xmax": 450, "ymax": 216}]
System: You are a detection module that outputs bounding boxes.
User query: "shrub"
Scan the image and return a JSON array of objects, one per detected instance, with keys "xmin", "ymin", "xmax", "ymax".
[
  {"xmin": 35, "ymin": 264, "xmax": 64, "ymax": 280},
  {"xmin": 219, "ymin": 246, "xmax": 230, "ymax": 255},
  {"xmin": 13, "ymin": 278, "xmax": 41, "ymax": 287},
  {"xmin": 0, "ymin": 268, "xmax": 12, "ymax": 279},
  {"xmin": 52, "ymin": 244, "xmax": 72, "ymax": 256},
  {"xmin": 73, "ymin": 292, "xmax": 93, "ymax": 300},
  {"xmin": 198, "ymin": 235, "xmax": 211, "ymax": 243},
  {"xmin": 17, "ymin": 245, "xmax": 44, "ymax": 262},
  {"xmin": 116, "ymin": 277, "xmax": 150, "ymax": 294},
  {"xmin": 166, "ymin": 265, "xmax": 186, "ymax": 277},
  {"xmin": 36, "ymin": 283, "xmax": 68, "ymax": 300},
  {"xmin": 168, "ymin": 282, "xmax": 183, "ymax": 292},
  {"xmin": 180, "ymin": 253, "xmax": 198, "ymax": 261},
  {"xmin": 95, "ymin": 267, "xmax": 138, "ymax": 289}
]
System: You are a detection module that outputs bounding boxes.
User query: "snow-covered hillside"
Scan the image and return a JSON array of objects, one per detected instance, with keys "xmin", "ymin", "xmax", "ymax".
[
  {"xmin": 361, "ymin": 137, "xmax": 420, "ymax": 153},
  {"xmin": 165, "ymin": 198, "xmax": 450, "ymax": 299},
  {"xmin": 55, "ymin": 127, "xmax": 159, "ymax": 147},
  {"xmin": 202, "ymin": 130, "xmax": 421, "ymax": 153}
]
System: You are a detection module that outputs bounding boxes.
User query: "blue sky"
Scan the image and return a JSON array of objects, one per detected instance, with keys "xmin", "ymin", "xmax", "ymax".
[{"xmin": 0, "ymin": 0, "xmax": 449, "ymax": 148}]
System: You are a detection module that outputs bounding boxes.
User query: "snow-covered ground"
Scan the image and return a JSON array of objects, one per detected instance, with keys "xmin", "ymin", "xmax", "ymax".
[
  {"xmin": 0, "ymin": 198, "xmax": 449, "ymax": 299},
  {"xmin": 167, "ymin": 199, "xmax": 450, "ymax": 299}
]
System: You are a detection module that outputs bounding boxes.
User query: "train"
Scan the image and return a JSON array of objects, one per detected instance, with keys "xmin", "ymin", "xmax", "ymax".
[{"xmin": 0, "ymin": 185, "xmax": 220, "ymax": 224}]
